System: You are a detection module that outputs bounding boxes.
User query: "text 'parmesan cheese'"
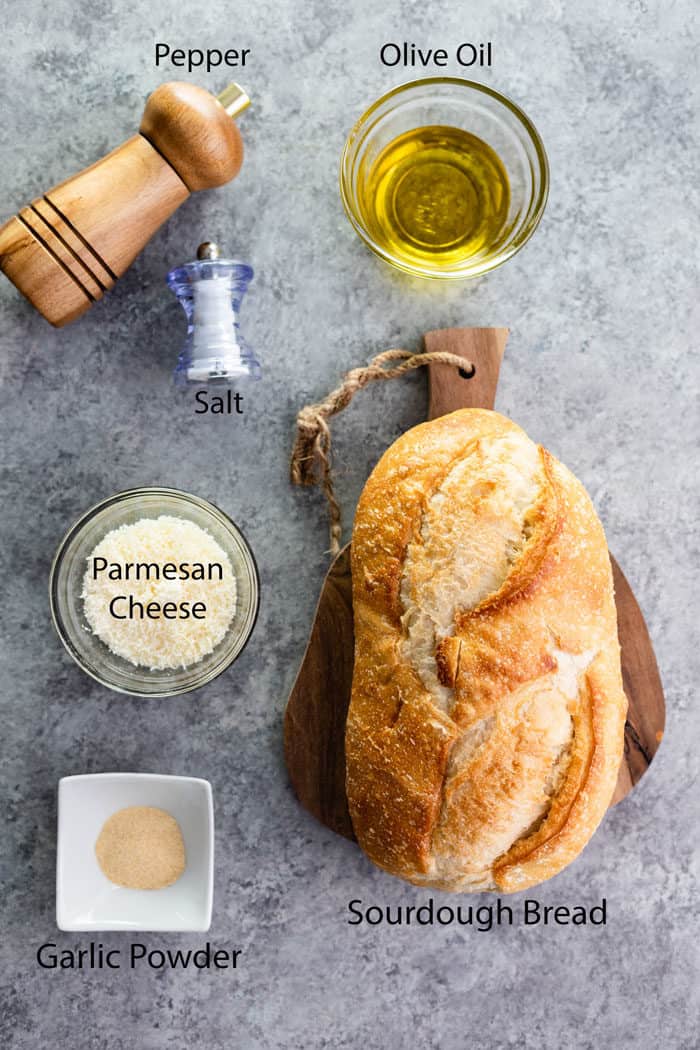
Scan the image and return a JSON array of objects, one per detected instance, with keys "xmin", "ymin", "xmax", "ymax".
[{"xmin": 82, "ymin": 516, "xmax": 237, "ymax": 670}]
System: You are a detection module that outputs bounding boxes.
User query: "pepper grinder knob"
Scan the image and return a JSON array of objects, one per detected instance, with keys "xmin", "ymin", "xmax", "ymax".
[
  {"xmin": 0, "ymin": 82, "xmax": 249, "ymax": 327},
  {"xmin": 167, "ymin": 243, "xmax": 261, "ymax": 385}
]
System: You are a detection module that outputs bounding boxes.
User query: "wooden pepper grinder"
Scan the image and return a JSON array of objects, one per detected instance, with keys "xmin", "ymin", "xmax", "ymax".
[{"xmin": 0, "ymin": 82, "xmax": 249, "ymax": 327}]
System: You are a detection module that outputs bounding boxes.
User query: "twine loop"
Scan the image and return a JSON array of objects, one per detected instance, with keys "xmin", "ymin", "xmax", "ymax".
[{"xmin": 290, "ymin": 348, "xmax": 475, "ymax": 555}]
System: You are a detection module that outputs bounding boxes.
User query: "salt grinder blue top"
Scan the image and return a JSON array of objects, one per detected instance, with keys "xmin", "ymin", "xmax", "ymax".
[{"xmin": 167, "ymin": 242, "xmax": 260, "ymax": 384}]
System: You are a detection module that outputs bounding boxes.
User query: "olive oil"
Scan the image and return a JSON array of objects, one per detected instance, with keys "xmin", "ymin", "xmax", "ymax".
[{"xmin": 357, "ymin": 125, "xmax": 510, "ymax": 272}]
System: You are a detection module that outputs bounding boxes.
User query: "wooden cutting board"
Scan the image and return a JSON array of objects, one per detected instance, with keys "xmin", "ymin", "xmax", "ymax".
[{"xmin": 284, "ymin": 327, "xmax": 665, "ymax": 840}]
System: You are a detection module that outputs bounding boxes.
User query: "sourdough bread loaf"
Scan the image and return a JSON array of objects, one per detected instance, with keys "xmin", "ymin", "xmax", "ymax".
[{"xmin": 346, "ymin": 408, "xmax": 626, "ymax": 892}]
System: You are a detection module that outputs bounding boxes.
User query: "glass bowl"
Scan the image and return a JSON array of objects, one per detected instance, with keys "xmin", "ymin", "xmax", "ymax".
[
  {"xmin": 50, "ymin": 488, "xmax": 259, "ymax": 697},
  {"xmin": 339, "ymin": 77, "xmax": 549, "ymax": 279}
]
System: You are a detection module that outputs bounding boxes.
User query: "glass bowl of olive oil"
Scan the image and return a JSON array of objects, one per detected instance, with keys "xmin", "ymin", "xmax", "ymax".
[{"xmin": 340, "ymin": 78, "xmax": 548, "ymax": 280}]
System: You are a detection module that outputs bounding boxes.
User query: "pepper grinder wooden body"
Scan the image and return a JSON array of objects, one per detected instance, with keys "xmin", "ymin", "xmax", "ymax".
[{"xmin": 0, "ymin": 82, "xmax": 248, "ymax": 326}]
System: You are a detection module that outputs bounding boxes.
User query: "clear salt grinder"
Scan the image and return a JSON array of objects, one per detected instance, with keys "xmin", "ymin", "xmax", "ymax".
[{"xmin": 167, "ymin": 242, "xmax": 261, "ymax": 384}]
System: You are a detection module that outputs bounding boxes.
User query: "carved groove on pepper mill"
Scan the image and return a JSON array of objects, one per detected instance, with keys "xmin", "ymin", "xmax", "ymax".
[{"xmin": 0, "ymin": 82, "xmax": 249, "ymax": 327}]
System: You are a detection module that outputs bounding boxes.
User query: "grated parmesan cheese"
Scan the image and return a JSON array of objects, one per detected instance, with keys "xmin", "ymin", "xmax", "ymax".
[{"xmin": 82, "ymin": 515, "xmax": 237, "ymax": 670}]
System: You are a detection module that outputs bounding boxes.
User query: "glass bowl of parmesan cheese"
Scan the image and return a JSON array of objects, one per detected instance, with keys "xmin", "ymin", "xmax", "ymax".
[{"xmin": 50, "ymin": 488, "xmax": 259, "ymax": 697}]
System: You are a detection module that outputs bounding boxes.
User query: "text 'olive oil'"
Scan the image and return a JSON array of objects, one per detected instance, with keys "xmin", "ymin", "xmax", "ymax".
[{"xmin": 357, "ymin": 125, "xmax": 510, "ymax": 274}]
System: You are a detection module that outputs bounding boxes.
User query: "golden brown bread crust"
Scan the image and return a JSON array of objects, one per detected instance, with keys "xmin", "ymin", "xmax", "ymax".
[{"xmin": 346, "ymin": 409, "xmax": 627, "ymax": 892}]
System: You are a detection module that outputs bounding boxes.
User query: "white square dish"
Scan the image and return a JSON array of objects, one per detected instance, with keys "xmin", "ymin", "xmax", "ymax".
[{"xmin": 56, "ymin": 773, "xmax": 214, "ymax": 932}]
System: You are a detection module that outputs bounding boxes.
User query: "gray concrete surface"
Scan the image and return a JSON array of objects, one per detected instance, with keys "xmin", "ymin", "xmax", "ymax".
[{"xmin": 0, "ymin": 0, "xmax": 698, "ymax": 1046}]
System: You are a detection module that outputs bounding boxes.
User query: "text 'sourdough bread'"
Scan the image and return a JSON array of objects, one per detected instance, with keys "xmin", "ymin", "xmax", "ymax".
[{"xmin": 346, "ymin": 409, "xmax": 627, "ymax": 892}]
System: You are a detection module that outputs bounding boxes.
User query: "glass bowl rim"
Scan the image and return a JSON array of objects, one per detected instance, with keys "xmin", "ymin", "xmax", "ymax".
[
  {"xmin": 339, "ymin": 76, "xmax": 550, "ymax": 280},
  {"xmin": 49, "ymin": 486, "xmax": 260, "ymax": 698}
]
